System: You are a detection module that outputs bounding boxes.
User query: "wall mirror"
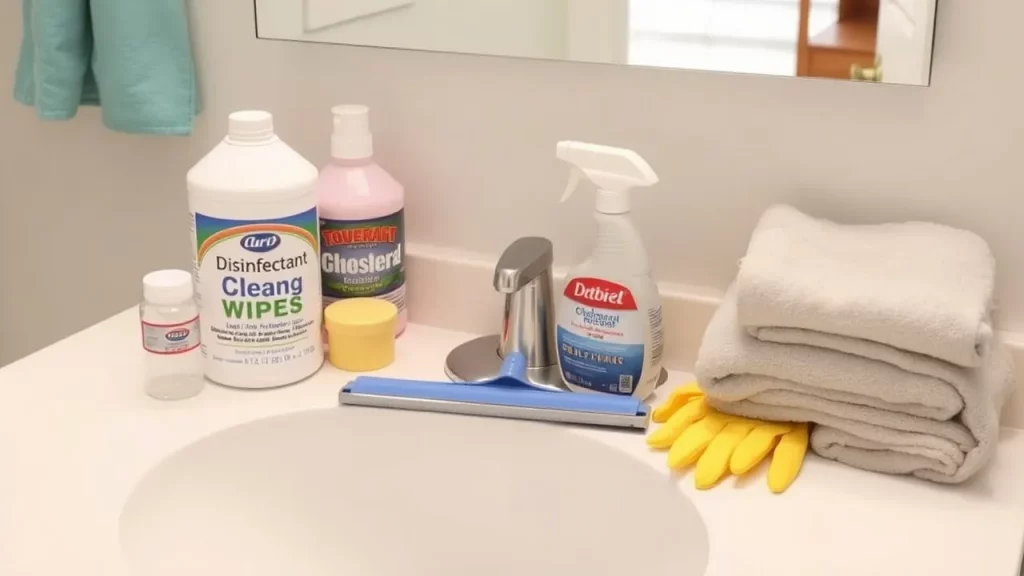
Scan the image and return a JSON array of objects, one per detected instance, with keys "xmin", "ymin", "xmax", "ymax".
[{"xmin": 255, "ymin": 0, "xmax": 937, "ymax": 86}]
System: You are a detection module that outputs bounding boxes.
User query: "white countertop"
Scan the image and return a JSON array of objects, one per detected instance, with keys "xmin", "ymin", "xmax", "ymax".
[{"xmin": 2, "ymin": 309, "xmax": 1024, "ymax": 575}]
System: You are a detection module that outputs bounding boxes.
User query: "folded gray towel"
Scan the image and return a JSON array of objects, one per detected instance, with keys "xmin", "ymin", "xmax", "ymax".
[
  {"xmin": 696, "ymin": 288, "xmax": 1015, "ymax": 483},
  {"xmin": 737, "ymin": 205, "xmax": 995, "ymax": 368},
  {"xmin": 750, "ymin": 325, "xmax": 974, "ymax": 393}
]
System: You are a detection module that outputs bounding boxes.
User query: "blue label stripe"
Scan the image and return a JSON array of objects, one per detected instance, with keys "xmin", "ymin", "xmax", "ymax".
[{"xmin": 557, "ymin": 327, "xmax": 644, "ymax": 395}]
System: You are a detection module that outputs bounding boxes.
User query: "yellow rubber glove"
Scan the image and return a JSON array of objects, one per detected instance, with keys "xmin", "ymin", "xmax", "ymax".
[{"xmin": 646, "ymin": 384, "xmax": 809, "ymax": 493}]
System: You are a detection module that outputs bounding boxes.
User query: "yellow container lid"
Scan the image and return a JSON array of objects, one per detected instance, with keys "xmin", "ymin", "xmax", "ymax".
[
  {"xmin": 325, "ymin": 299, "xmax": 398, "ymax": 372},
  {"xmin": 324, "ymin": 298, "xmax": 398, "ymax": 335}
]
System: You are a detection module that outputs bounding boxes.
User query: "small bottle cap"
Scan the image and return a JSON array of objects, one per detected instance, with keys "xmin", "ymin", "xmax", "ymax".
[
  {"xmin": 331, "ymin": 105, "xmax": 374, "ymax": 160},
  {"xmin": 143, "ymin": 270, "xmax": 194, "ymax": 306},
  {"xmin": 227, "ymin": 110, "xmax": 275, "ymax": 142}
]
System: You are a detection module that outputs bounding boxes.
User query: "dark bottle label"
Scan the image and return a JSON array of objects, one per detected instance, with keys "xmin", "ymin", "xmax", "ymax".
[{"xmin": 319, "ymin": 209, "xmax": 405, "ymax": 312}]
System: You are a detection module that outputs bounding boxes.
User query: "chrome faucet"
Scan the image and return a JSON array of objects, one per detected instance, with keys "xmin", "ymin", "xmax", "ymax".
[
  {"xmin": 445, "ymin": 237, "xmax": 565, "ymax": 391},
  {"xmin": 494, "ymin": 237, "xmax": 558, "ymax": 370}
]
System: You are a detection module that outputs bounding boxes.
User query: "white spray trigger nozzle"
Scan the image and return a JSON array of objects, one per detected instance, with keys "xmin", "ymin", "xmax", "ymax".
[
  {"xmin": 555, "ymin": 140, "xmax": 658, "ymax": 215},
  {"xmin": 560, "ymin": 166, "xmax": 583, "ymax": 203}
]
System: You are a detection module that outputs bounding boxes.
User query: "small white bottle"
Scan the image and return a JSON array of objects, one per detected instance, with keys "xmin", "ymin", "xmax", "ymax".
[
  {"xmin": 554, "ymin": 141, "xmax": 665, "ymax": 400},
  {"xmin": 140, "ymin": 270, "xmax": 204, "ymax": 400}
]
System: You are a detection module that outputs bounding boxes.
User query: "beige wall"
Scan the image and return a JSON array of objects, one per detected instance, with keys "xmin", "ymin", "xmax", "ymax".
[{"xmin": 2, "ymin": 0, "xmax": 1023, "ymax": 365}]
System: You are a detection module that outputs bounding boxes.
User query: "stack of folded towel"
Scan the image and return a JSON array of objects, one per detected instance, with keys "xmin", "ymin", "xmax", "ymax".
[{"xmin": 696, "ymin": 205, "xmax": 1015, "ymax": 483}]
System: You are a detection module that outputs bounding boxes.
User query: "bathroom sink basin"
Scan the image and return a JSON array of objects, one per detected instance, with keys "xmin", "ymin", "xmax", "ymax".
[{"xmin": 119, "ymin": 408, "xmax": 709, "ymax": 576}]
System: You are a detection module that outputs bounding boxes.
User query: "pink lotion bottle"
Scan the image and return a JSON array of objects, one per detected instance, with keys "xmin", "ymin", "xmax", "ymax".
[{"xmin": 317, "ymin": 105, "xmax": 407, "ymax": 335}]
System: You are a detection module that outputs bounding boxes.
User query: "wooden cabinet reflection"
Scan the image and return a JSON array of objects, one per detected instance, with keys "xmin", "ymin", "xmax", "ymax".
[{"xmin": 797, "ymin": 0, "xmax": 878, "ymax": 80}]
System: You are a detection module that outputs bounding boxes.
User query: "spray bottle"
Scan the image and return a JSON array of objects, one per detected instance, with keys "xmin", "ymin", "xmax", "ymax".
[{"xmin": 554, "ymin": 141, "xmax": 664, "ymax": 399}]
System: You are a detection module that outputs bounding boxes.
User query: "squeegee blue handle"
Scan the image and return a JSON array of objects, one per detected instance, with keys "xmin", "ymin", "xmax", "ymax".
[
  {"xmin": 343, "ymin": 377, "xmax": 648, "ymax": 417},
  {"xmin": 499, "ymin": 352, "xmax": 528, "ymax": 380}
]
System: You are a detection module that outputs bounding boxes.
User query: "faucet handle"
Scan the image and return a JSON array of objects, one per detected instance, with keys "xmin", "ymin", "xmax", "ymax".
[{"xmin": 493, "ymin": 237, "xmax": 554, "ymax": 294}]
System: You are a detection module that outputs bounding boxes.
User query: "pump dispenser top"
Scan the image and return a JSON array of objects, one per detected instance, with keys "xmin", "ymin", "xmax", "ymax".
[
  {"xmin": 556, "ymin": 141, "xmax": 659, "ymax": 214},
  {"xmin": 332, "ymin": 105, "xmax": 374, "ymax": 160}
]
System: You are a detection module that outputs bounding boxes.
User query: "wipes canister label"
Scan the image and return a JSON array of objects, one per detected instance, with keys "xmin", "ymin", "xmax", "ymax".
[
  {"xmin": 320, "ymin": 209, "xmax": 405, "ymax": 313},
  {"xmin": 557, "ymin": 277, "xmax": 645, "ymax": 395},
  {"xmin": 192, "ymin": 208, "xmax": 322, "ymax": 368}
]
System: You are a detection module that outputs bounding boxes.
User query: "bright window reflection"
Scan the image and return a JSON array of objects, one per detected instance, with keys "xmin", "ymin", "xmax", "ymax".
[{"xmin": 630, "ymin": 0, "xmax": 839, "ymax": 76}]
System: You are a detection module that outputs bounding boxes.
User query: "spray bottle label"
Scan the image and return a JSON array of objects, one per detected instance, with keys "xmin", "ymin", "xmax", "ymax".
[
  {"xmin": 557, "ymin": 277, "xmax": 645, "ymax": 395},
  {"xmin": 319, "ymin": 210, "xmax": 405, "ymax": 313},
  {"xmin": 191, "ymin": 208, "xmax": 322, "ymax": 367}
]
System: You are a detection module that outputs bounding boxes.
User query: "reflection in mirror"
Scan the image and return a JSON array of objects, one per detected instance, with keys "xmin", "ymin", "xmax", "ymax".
[{"xmin": 255, "ymin": 0, "xmax": 937, "ymax": 86}]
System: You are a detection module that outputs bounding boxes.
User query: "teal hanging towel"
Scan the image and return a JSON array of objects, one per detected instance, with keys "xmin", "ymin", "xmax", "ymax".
[{"xmin": 14, "ymin": 0, "xmax": 197, "ymax": 135}]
